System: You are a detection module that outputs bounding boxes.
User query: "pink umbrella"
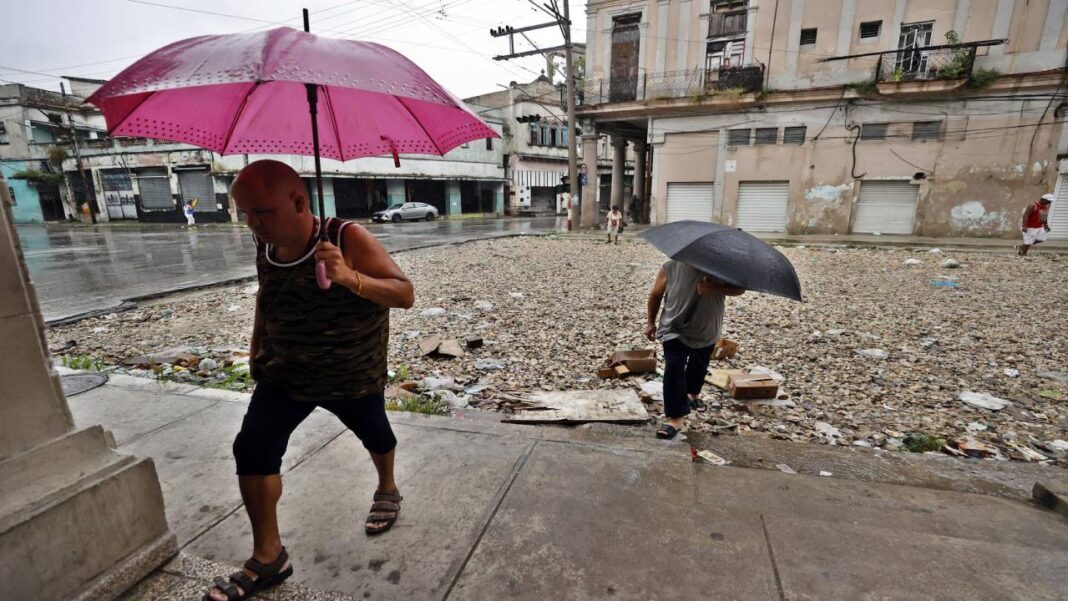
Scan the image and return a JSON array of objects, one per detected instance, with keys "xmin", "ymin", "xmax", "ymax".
[{"xmin": 88, "ymin": 13, "xmax": 498, "ymax": 288}]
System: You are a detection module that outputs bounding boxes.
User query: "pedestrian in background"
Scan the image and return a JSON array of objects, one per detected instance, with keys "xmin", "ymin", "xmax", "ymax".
[
  {"xmin": 1018, "ymin": 193, "xmax": 1053, "ymax": 256},
  {"xmin": 646, "ymin": 260, "xmax": 745, "ymax": 439},
  {"xmin": 606, "ymin": 204, "xmax": 624, "ymax": 244},
  {"xmin": 183, "ymin": 199, "xmax": 196, "ymax": 228}
]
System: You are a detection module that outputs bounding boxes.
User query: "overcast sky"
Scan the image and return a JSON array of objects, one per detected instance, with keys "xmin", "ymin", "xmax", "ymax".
[{"xmin": 1, "ymin": 0, "xmax": 586, "ymax": 99}]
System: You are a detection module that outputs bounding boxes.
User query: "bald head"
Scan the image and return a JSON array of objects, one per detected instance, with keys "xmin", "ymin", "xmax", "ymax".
[{"xmin": 231, "ymin": 160, "xmax": 313, "ymax": 247}]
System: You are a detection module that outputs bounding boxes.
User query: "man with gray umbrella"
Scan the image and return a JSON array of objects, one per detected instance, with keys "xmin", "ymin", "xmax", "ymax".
[{"xmin": 646, "ymin": 260, "xmax": 745, "ymax": 439}]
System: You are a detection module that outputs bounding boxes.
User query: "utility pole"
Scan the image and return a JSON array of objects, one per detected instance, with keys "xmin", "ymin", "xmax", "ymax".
[
  {"xmin": 60, "ymin": 82, "xmax": 96, "ymax": 224},
  {"xmin": 492, "ymin": 0, "xmax": 580, "ymax": 230}
]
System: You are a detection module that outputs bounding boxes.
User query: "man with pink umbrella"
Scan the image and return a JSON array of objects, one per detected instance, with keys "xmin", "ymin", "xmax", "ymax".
[{"xmin": 87, "ymin": 15, "xmax": 498, "ymax": 601}]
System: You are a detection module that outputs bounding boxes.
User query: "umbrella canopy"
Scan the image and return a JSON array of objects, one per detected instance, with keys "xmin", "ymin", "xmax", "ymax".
[
  {"xmin": 86, "ymin": 27, "xmax": 498, "ymax": 161},
  {"xmin": 639, "ymin": 221, "xmax": 803, "ymax": 301}
]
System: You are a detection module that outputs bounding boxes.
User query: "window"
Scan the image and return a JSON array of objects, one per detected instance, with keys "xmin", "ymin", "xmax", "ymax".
[
  {"xmin": 728, "ymin": 128, "xmax": 752, "ymax": 146},
  {"xmin": 529, "ymin": 123, "xmax": 539, "ymax": 145},
  {"xmin": 800, "ymin": 28, "xmax": 817, "ymax": 46},
  {"xmin": 550, "ymin": 127, "xmax": 558, "ymax": 147},
  {"xmin": 783, "ymin": 126, "xmax": 807, "ymax": 144},
  {"xmin": 560, "ymin": 125, "xmax": 568, "ymax": 147},
  {"xmin": 540, "ymin": 124, "xmax": 550, "ymax": 146},
  {"xmin": 859, "ymin": 21, "xmax": 881, "ymax": 39},
  {"xmin": 860, "ymin": 123, "xmax": 888, "ymax": 141},
  {"xmin": 0, "ymin": 122, "xmax": 7, "ymax": 145},
  {"xmin": 486, "ymin": 137, "xmax": 493, "ymax": 151},
  {"xmin": 755, "ymin": 127, "xmax": 778, "ymax": 144},
  {"xmin": 912, "ymin": 121, "xmax": 942, "ymax": 141},
  {"xmin": 709, "ymin": 8, "xmax": 747, "ymax": 38},
  {"xmin": 706, "ymin": 38, "xmax": 746, "ymax": 69}
]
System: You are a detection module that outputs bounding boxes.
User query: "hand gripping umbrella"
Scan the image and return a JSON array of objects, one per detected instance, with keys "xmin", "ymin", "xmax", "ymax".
[
  {"xmin": 87, "ymin": 10, "xmax": 498, "ymax": 289},
  {"xmin": 639, "ymin": 220, "xmax": 803, "ymax": 301}
]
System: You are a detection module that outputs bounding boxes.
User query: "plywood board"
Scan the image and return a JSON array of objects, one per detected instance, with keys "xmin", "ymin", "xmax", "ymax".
[{"xmin": 503, "ymin": 390, "xmax": 649, "ymax": 424}]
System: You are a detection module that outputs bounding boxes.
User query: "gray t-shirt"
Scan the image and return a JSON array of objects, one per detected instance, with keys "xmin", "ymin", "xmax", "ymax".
[{"xmin": 657, "ymin": 260, "xmax": 725, "ymax": 349}]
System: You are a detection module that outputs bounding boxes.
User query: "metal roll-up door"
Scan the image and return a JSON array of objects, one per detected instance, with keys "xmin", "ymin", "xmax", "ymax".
[
  {"xmin": 135, "ymin": 168, "xmax": 173, "ymax": 210},
  {"xmin": 666, "ymin": 182, "xmax": 715, "ymax": 222},
  {"xmin": 853, "ymin": 181, "xmax": 918, "ymax": 235},
  {"xmin": 1048, "ymin": 175, "xmax": 1068, "ymax": 240},
  {"xmin": 736, "ymin": 181, "xmax": 789, "ymax": 232},
  {"xmin": 178, "ymin": 169, "xmax": 216, "ymax": 212}
]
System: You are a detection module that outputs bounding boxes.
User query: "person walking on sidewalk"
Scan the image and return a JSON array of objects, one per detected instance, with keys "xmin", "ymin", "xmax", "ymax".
[
  {"xmin": 646, "ymin": 260, "xmax": 744, "ymax": 439},
  {"xmin": 1018, "ymin": 193, "xmax": 1054, "ymax": 256},
  {"xmin": 204, "ymin": 160, "xmax": 414, "ymax": 601},
  {"xmin": 183, "ymin": 200, "xmax": 197, "ymax": 228},
  {"xmin": 606, "ymin": 204, "xmax": 624, "ymax": 244}
]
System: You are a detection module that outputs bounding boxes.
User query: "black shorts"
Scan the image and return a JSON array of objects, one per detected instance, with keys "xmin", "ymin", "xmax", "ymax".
[{"xmin": 232, "ymin": 380, "xmax": 397, "ymax": 476}]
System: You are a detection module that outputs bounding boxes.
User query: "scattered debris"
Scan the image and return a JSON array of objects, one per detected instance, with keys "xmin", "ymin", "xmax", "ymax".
[
  {"xmin": 930, "ymin": 280, "xmax": 960, "ymax": 288},
  {"xmin": 1004, "ymin": 368, "xmax": 1020, "ymax": 378},
  {"xmin": 712, "ymin": 338, "xmax": 738, "ymax": 360},
  {"xmin": 814, "ymin": 421, "xmax": 843, "ymax": 443},
  {"xmin": 504, "ymin": 390, "xmax": 648, "ymax": 424},
  {"xmin": 695, "ymin": 449, "xmax": 729, "ymax": 466},
  {"xmin": 599, "ymin": 349, "xmax": 657, "ymax": 379},
  {"xmin": 639, "ymin": 380, "xmax": 664, "ymax": 401},
  {"xmin": 856, "ymin": 349, "xmax": 888, "ymax": 360},
  {"xmin": 940, "ymin": 258, "xmax": 961, "ymax": 269},
  {"xmin": 418, "ymin": 335, "xmax": 443, "ymax": 357},
  {"xmin": 818, "ymin": 470, "xmax": 833, "ymax": 477},
  {"xmin": 419, "ymin": 307, "xmax": 446, "ymax": 317},
  {"xmin": 928, "ymin": 248, "xmax": 943, "ymax": 254},
  {"xmin": 903, "ymin": 258, "xmax": 922, "ymax": 267},
  {"xmin": 959, "ymin": 391, "xmax": 1011, "ymax": 411},
  {"xmin": 707, "ymin": 369, "xmax": 748, "ymax": 390},
  {"xmin": 775, "ymin": 463, "xmax": 797, "ymax": 474},
  {"xmin": 475, "ymin": 359, "xmax": 506, "ymax": 371},
  {"xmin": 421, "ymin": 377, "xmax": 462, "ymax": 392},
  {"xmin": 1038, "ymin": 389, "xmax": 1066, "ymax": 401},
  {"xmin": 473, "ymin": 300, "xmax": 495, "ymax": 311},
  {"xmin": 728, "ymin": 373, "xmax": 779, "ymax": 400},
  {"xmin": 748, "ymin": 365, "xmax": 786, "ymax": 383},
  {"xmin": 465, "ymin": 337, "xmax": 484, "ymax": 349}
]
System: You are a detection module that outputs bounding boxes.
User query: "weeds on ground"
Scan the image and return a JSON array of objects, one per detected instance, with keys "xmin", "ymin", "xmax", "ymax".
[
  {"xmin": 205, "ymin": 364, "xmax": 253, "ymax": 391},
  {"xmin": 389, "ymin": 364, "xmax": 410, "ymax": 383},
  {"xmin": 385, "ymin": 393, "xmax": 451, "ymax": 415},
  {"xmin": 903, "ymin": 433, "xmax": 945, "ymax": 453},
  {"xmin": 62, "ymin": 354, "xmax": 107, "ymax": 371}
]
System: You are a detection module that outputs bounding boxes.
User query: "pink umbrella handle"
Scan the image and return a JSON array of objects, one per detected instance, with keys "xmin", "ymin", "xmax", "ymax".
[{"xmin": 315, "ymin": 260, "xmax": 332, "ymax": 289}]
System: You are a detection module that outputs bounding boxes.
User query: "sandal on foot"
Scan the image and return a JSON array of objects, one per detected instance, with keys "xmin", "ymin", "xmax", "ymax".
[
  {"xmin": 202, "ymin": 547, "xmax": 293, "ymax": 601},
  {"xmin": 656, "ymin": 423, "xmax": 680, "ymax": 439},
  {"xmin": 366, "ymin": 490, "xmax": 402, "ymax": 535}
]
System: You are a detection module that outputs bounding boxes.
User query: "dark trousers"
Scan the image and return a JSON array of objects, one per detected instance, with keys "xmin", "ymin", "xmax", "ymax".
[
  {"xmin": 662, "ymin": 338, "xmax": 715, "ymax": 419},
  {"xmin": 233, "ymin": 380, "xmax": 397, "ymax": 476}
]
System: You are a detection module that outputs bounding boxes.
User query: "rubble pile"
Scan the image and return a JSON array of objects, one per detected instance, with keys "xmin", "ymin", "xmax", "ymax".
[{"xmin": 47, "ymin": 237, "xmax": 1068, "ymax": 465}]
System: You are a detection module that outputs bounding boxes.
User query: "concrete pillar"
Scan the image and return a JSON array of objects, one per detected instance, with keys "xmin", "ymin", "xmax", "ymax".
[
  {"xmin": 386, "ymin": 179, "xmax": 405, "ymax": 206},
  {"xmin": 0, "ymin": 199, "xmax": 176, "ymax": 600},
  {"xmin": 610, "ymin": 136, "xmax": 627, "ymax": 212},
  {"xmin": 446, "ymin": 181, "xmax": 462, "ymax": 217},
  {"xmin": 580, "ymin": 133, "xmax": 600, "ymax": 228},
  {"xmin": 494, "ymin": 181, "xmax": 505, "ymax": 216},
  {"xmin": 633, "ymin": 140, "xmax": 648, "ymax": 223},
  {"xmin": 307, "ymin": 177, "xmax": 336, "ymax": 218}
]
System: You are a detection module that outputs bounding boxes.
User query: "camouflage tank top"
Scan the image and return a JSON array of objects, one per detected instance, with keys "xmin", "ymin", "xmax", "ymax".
[{"xmin": 252, "ymin": 217, "xmax": 389, "ymax": 402}]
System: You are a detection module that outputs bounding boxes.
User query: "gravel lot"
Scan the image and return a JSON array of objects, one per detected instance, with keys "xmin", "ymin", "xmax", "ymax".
[{"xmin": 47, "ymin": 235, "xmax": 1068, "ymax": 464}]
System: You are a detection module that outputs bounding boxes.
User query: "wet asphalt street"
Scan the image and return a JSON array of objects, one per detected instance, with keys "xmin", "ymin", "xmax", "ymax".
[{"xmin": 17, "ymin": 217, "xmax": 564, "ymax": 324}]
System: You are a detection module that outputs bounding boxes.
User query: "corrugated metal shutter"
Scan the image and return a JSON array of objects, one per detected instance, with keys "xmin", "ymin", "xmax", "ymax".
[
  {"xmin": 666, "ymin": 182, "xmax": 715, "ymax": 222},
  {"xmin": 1048, "ymin": 175, "xmax": 1068, "ymax": 240},
  {"xmin": 135, "ymin": 168, "xmax": 173, "ymax": 210},
  {"xmin": 178, "ymin": 170, "xmax": 216, "ymax": 212},
  {"xmin": 736, "ymin": 181, "xmax": 789, "ymax": 232},
  {"xmin": 853, "ymin": 181, "xmax": 917, "ymax": 235}
]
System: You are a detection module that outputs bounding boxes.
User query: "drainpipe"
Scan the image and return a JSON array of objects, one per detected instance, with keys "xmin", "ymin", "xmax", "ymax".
[{"xmin": 765, "ymin": 0, "xmax": 780, "ymax": 88}]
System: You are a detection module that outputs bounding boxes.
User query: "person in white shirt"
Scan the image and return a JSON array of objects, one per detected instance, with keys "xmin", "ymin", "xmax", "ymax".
[{"xmin": 605, "ymin": 205, "xmax": 623, "ymax": 244}]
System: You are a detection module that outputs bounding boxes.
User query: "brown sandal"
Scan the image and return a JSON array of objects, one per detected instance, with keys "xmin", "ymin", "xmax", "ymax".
[
  {"xmin": 365, "ymin": 490, "xmax": 402, "ymax": 535},
  {"xmin": 202, "ymin": 547, "xmax": 293, "ymax": 601}
]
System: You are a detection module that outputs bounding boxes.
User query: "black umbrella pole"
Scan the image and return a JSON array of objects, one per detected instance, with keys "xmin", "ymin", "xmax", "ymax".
[{"xmin": 305, "ymin": 83, "xmax": 328, "ymax": 240}]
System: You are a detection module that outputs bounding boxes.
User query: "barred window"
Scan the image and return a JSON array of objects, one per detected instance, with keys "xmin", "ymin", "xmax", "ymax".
[
  {"xmin": 800, "ymin": 28, "xmax": 817, "ymax": 46},
  {"xmin": 912, "ymin": 121, "xmax": 942, "ymax": 141},
  {"xmin": 0, "ymin": 122, "xmax": 8, "ymax": 145},
  {"xmin": 860, "ymin": 123, "xmax": 888, "ymax": 141},
  {"xmin": 728, "ymin": 128, "xmax": 752, "ymax": 146},
  {"xmin": 783, "ymin": 126, "xmax": 807, "ymax": 144},
  {"xmin": 859, "ymin": 21, "xmax": 881, "ymax": 39},
  {"xmin": 529, "ymin": 123, "xmax": 539, "ymax": 145},
  {"xmin": 755, "ymin": 127, "xmax": 778, "ymax": 145}
]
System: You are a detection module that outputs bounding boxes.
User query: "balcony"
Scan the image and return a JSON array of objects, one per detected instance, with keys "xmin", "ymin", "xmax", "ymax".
[{"xmin": 577, "ymin": 65, "xmax": 764, "ymax": 107}]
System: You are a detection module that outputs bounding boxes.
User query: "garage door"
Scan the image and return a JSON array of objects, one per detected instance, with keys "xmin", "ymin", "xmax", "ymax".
[
  {"xmin": 178, "ymin": 170, "xmax": 216, "ymax": 213},
  {"xmin": 736, "ymin": 181, "xmax": 789, "ymax": 232},
  {"xmin": 666, "ymin": 182, "xmax": 715, "ymax": 222},
  {"xmin": 1048, "ymin": 175, "xmax": 1068, "ymax": 240},
  {"xmin": 134, "ymin": 168, "xmax": 173, "ymax": 211},
  {"xmin": 853, "ymin": 181, "xmax": 918, "ymax": 235}
]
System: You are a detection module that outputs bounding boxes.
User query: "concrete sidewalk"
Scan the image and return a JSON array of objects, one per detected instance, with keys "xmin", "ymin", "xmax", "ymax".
[{"xmin": 61, "ymin": 370, "xmax": 1068, "ymax": 601}]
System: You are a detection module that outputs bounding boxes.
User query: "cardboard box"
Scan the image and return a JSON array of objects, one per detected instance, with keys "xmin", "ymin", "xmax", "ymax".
[
  {"xmin": 728, "ymin": 373, "xmax": 779, "ymax": 399},
  {"xmin": 707, "ymin": 369, "xmax": 748, "ymax": 390},
  {"xmin": 607, "ymin": 349, "xmax": 657, "ymax": 375},
  {"xmin": 596, "ymin": 366, "xmax": 617, "ymax": 379}
]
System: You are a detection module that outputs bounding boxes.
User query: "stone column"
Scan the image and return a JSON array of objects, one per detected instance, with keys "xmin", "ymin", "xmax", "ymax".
[
  {"xmin": 580, "ymin": 132, "xmax": 600, "ymax": 228},
  {"xmin": 610, "ymin": 136, "xmax": 627, "ymax": 212},
  {"xmin": 493, "ymin": 181, "xmax": 505, "ymax": 216},
  {"xmin": 445, "ymin": 181, "xmax": 462, "ymax": 217},
  {"xmin": 633, "ymin": 140, "xmax": 648, "ymax": 223},
  {"xmin": 0, "ymin": 195, "xmax": 176, "ymax": 600}
]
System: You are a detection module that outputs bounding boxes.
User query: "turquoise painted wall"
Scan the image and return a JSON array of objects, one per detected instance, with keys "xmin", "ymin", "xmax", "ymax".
[
  {"xmin": 386, "ymin": 180, "xmax": 405, "ymax": 206},
  {"xmin": 304, "ymin": 177, "xmax": 336, "ymax": 218},
  {"xmin": 1, "ymin": 161, "xmax": 44, "ymax": 224},
  {"xmin": 446, "ymin": 181, "xmax": 461, "ymax": 216},
  {"xmin": 494, "ymin": 182, "xmax": 505, "ymax": 215}
]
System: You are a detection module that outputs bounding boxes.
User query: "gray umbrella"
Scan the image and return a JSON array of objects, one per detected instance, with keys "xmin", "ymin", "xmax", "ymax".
[{"xmin": 638, "ymin": 221, "xmax": 803, "ymax": 301}]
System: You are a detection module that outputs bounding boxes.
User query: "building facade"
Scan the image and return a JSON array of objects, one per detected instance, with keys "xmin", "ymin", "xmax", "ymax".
[
  {"xmin": 578, "ymin": 0, "xmax": 1068, "ymax": 238},
  {"xmin": 3, "ymin": 78, "xmax": 507, "ymax": 224}
]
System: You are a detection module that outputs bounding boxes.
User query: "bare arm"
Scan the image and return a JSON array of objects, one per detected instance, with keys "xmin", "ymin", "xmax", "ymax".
[
  {"xmin": 646, "ymin": 267, "xmax": 667, "ymax": 340},
  {"xmin": 698, "ymin": 277, "xmax": 746, "ymax": 297},
  {"xmin": 315, "ymin": 224, "xmax": 415, "ymax": 309}
]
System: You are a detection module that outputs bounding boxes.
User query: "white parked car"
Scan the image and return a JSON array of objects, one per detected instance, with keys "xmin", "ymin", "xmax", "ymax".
[{"xmin": 372, "ymin": 202, "xmax": 438, "ymax": 222}]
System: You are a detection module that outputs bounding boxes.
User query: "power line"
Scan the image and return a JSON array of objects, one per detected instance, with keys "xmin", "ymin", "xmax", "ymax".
[{"xmin": 124, "ymin": 0, "xmax": 287, "ymax": 24}]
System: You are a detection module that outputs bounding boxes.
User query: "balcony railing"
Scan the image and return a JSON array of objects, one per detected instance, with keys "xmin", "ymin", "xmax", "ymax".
[
  {"xmin": 578, "ymin": 65, "xmax": 764, "ymax": 107},
  {"xmin": 875, "ymin": 43, "xmax": 978, "ymax": 82}
]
